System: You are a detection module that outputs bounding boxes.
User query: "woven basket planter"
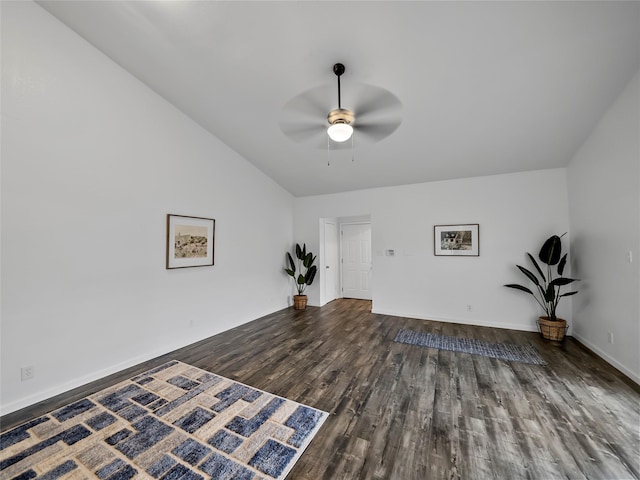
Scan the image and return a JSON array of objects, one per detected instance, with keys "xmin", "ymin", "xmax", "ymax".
[
  {"xmin": 538, "ymin": 316, "xmax": 567, "ymax": 341},
  {"xmin": 293, "ymin": 295, "xmax": 308, "ymax": 310}
]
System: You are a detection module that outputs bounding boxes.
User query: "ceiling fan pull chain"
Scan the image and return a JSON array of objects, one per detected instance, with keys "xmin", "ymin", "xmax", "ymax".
[
  {"xmin": 327, "ymin": 135, "xmax": 331, "ymax": 166},
  {"xmin": 351, "ymin": 131, "xmax": 355, "ymax": 162}
]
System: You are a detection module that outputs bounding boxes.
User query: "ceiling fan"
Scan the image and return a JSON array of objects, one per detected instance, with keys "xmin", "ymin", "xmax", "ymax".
[{"xmin": 279, "ymin": 63, "xmax": 402, "ymax": 149}]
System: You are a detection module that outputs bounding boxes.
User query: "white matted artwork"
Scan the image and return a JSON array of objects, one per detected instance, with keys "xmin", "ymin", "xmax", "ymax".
[
  {"xmin": 434, "ymin": 224, "xmax": 479, "ymax": 256},
  {"xmin": 166, "ymin": 214, "xmax": 215, "ymax": 269}
]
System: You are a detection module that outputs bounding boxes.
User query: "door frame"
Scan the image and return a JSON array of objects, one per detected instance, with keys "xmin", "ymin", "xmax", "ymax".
[
  {"xmin": 318, "ymin": 215, "xmax": 372, "ymax": 306},
  {"xmin": 318, "ymin": 218, "xmax": 340, "ymax": 306},
  {"xmin": 322, "ymin": 219, "xmax": 339, "ymax": 305}
]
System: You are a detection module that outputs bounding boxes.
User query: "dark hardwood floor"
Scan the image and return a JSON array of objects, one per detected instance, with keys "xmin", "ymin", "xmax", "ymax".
[{"xmin": 2, "ymin": 299, "xmax": 639, "ymax": 479}]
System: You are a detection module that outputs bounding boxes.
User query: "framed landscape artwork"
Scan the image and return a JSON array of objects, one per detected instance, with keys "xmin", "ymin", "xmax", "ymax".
[
  {"xmin": 434, "ymin": 224, "xmax": 479, "ymax": 256},
  {"xmin": 166, "ymin": 214, "xmax": 215, "ymax": 269}
]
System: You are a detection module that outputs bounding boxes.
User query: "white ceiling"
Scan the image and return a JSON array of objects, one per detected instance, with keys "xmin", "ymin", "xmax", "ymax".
[{"xmin": 37, "ymin": 1, "xmax": 640, "ymax": 197}]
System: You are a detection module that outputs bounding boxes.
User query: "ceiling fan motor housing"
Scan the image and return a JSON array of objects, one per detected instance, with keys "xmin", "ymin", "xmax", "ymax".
[{"xmin": 327, "ymin": 108, "xmax": 354, "ymax": 126}]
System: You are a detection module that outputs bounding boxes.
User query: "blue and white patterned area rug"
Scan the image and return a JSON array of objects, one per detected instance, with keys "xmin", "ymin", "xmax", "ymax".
[
  {"xmin": 394, "ymin": 329, "xmax": 546, "ymax": 365},
  {"xmin": 0, "ymin": 360, "xmax": 328, "ymax": 480}
]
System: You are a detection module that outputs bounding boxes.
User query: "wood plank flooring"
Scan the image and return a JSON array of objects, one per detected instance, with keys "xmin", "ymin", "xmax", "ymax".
[{"xmin": 2, "ymin": 299, "xmax": 639, "ymax": 479}]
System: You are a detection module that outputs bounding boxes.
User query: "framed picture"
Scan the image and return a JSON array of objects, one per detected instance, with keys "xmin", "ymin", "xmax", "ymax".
[
  {"xmin": 434, "ymin": 224, "xmax": 479, "ymax": 256},
  {"xmin": 166, "ymin": 214, "xmax": 215, "ymax": 269}
]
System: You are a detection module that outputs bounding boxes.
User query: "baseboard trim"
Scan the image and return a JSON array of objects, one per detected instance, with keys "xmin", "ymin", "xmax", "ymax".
[
  {"xmin": 571, "ymin": 333, "xmax": 640, "ymax": 386},
  {"xmin": 1, "ymin": 304, "xmax": 291, "ymax": 416},
  {"xmin": 0, "ymin": 350, "xmax": 165, "ymax": 416},
  {"xmin": 371, "ymin": 308, "xmax": 540, "ymax": 333}
]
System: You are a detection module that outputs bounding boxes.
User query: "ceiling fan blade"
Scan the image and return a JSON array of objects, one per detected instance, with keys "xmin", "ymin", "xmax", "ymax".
[
  {"xmin": 300, "ymin": 122, "xmax": 401, "ymax": 150},
  {"xmin": 279, "ymin": 121, "xmax": 325, "ymax": 143},
  {"xmin": 350, "ymin": 83, "xmax": 402, "ymax": 121},
  {"xmin": 281, "ymin": 84, "xmax": 332, "ymax": 121},
  {"xmin": 355, "ymin": 120, "xmax": 402, "ymax": 143},
  {"xmin": 280, "ymin": 84, "xmax": 333, "ymax": 143}
]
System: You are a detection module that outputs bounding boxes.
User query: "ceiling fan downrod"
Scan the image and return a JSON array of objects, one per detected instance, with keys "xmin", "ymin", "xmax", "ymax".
[
  {"xmin": 334, "ymin": 63, "xmax": 345, "ymax": 109},
  {"xmin": 327, "ymin": 63, "xmax": 354, "ymax": 142}
]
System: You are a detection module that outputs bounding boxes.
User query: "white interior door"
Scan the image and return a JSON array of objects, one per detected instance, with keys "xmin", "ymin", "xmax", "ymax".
[
  {"xmin": 341, "ymin": 223, "xmax": 372, "ymax": 300},
  {"xmin": 324, "ymin": 221, "xmax": 339, "ymax": 303}
]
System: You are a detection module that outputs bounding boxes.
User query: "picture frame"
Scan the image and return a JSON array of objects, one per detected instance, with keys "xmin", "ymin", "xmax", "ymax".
[
  {"xmin": 166, "ymin": 214, "xmax": 215, "ymax": 269},
  {"xmin": 434, "ymin": 224, "xmax": 479, "ymax": 256}
]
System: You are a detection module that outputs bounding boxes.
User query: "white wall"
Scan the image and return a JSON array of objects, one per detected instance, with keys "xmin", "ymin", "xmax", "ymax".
[
  {"xmin": 1, "ymin": 2, "xmax": 293, "ymax": 414},
  {"xmin": 295, "ymin": 169, "xmax": 571, "ymax": 332},
  {"xmin": 567, "ymin": 70, "xmax": 640, "ymax": 383}
]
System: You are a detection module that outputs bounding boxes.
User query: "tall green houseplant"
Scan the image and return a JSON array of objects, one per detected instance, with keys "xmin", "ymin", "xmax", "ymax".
[
  {"xmin": 285, "ymin": 243, "xmax": 317, "ymax": 309},
  {"xmin": 505, "ymin": 233, "xmax": 578, "ymax": 340}
]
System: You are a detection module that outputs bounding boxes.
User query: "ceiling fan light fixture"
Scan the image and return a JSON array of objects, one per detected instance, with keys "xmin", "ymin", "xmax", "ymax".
[
  {"xmin": 327, "ymin": 122, "xmax": 353, "ymax": 142},
  {"xmin": 327, "ymin": 107, "xmax": 354, "ymax": 142}
]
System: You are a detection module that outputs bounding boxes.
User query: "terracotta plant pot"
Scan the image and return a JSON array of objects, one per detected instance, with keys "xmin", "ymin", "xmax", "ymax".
[
  {"xmin": 538, "ymin": 316, "xmax": 567, "ymax": 341},
  {"xmin": 293, "ymin": 295, "xmax": 308, "ymax": 310}
]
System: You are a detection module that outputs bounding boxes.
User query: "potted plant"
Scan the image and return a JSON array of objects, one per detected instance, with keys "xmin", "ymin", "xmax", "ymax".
[
  {"xmin": 285, "ymin": 243, "xmax": 317, "ymax": 310},
  {"xmin": 504, "ymin": 233, "xmax": 578, "ymax": 341}
]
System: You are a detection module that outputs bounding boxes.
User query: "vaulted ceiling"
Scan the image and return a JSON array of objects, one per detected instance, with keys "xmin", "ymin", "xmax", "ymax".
[{"xmin": 37, "ymin": 1, "xmax": 640, "ymax": 197}]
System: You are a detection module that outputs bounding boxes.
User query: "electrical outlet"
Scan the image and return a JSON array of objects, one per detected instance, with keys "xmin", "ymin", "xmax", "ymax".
[
  {"xmin": 21, "ymin": 366, "xmax": 35, "ymax": 381},
  {"xmin": 467, "ymin": 305, "xmax": 472, "ymax": 312},
  {"xmin": 607, "ymin": 332, "xmax": 614, "ymax": 344}
]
